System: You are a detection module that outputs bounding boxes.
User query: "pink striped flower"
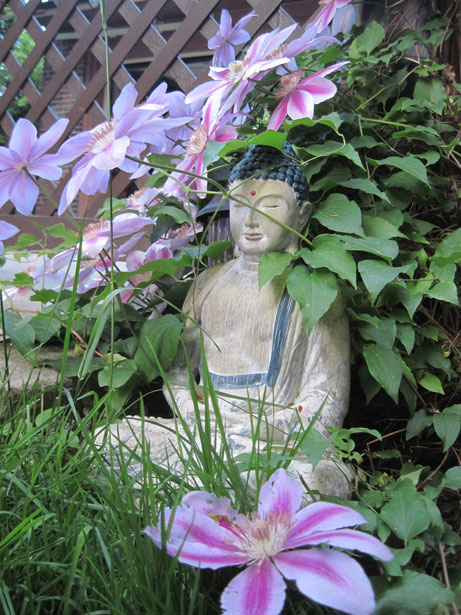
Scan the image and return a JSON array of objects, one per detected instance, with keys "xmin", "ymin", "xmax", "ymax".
[
  {"xmin": 268, "ymin": 62, "xmax": 348, "ymax": 131},
  {"xmin": 145, "ymin": 469, "xmax": 392, "ymax": 615},
  {"xmin": 310, "ymin": 0, "xmax": 352, "ymax": 33}
]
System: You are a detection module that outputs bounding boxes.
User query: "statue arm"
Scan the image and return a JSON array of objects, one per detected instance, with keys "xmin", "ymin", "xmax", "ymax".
[{"xmin": 270, "ymin": 294, "xmax": 350, "ymax": 440}]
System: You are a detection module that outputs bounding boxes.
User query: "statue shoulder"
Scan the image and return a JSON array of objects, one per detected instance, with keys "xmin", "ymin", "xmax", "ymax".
[{"xmin": 183, "ymin": 259, "xmax": 236, "ymax": 317}]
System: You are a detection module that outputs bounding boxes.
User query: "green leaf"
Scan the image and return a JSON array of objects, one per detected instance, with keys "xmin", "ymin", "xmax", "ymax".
[
  {"xmin": 111, "ymin": 255, "xmax": 190, "ymax": 289},
  {"xmin": 298, "ymin": 428, "xmax": 333, "ymax": 468},
  {"xmin": 418, "ymin": 372, "xmax": 444, "ymax": 394},
  {"xmin": 434, "ymin": 228, "xmax": 461, "ymax": 265},
  {"xmin": 98, "ymin": 359, "xmax": 138, "ymax": 388},
  {"xmin": 258, "ymin": 252, "xmax": 293, "ymax": 289},
  {"xmin": 363, "ymin": 343, "xmax": 402, "ymax": 402},
  {"xmin": 29, "ymin": 312, "xmax": 62, "ymax": 344},
  {"xmin": 426, "ymin": 281, "xmax": 459, "ymax": 305},
  {"xmin": 350, "ymin": 21, "xmax": 385, "ymax": 56},
  {"xmin": 358, "ymin": 260, "xmax": 409, "ymax": 297},
  {"xmin": 29, "ymin": 289, "xmax": 59, "ymax": 303},
  {"xmin": 362, "ymin": 215, "xmax": 406, "ymax": 239},
  {"xmin": 213, "ymin": 130, "xmax": 287, "ymax": 162},
  {"xmin": 338, "ymin": 178, "xmax": 390, "ymax": 203},
  {"xmin": 13, "ymin": 233, "xmax": 40, "ymax": 249},
  {"xmin": 433, "ymin": 406, "xmax": 461, "ymax": 451},
  {"xmin": 358, "ymin": 318, "xmax": 396, "ymax": 349},
  {"xmin": 341, "ymin": 236, "xmax": 399, "ymax": 260},
  {"xmin": 374, "ymin": 570, "xmax": 454, "ymax": 615},
  {"xmin": 298, "ymin": 235, "xmax": 356, "ymax": 287},
  {"xmin": 380, "ymin": 479, "xmax": 431, "ymax": 541},
  {"xmin": 46, "ymin": 223, "xmax": 78, "ymax": 244},
  {"xmin": 376, "ymin": 156, "xmax": 429, "ymax": 185},
  {"xmin": 286, "ymin": 267, "xmax": 337, "ymax": 332},
  {"xmin": 286, "ymin": 111, "xmax": 344, "ymax": 134},
  {"xmin": 413, "ymin": 78, "xmax": 447, "ymax": 114},
  {"xmin": 313, "ymin": 193, "xmax": 364, "ymax": 235},
  {"xmin": 1, "ymin": 311, "xmax": 35, "ymax": 357},
  {"xmin": 406, "ymin": 410, "xmax": 433, "ymax": 440},
  {"xmin": 304, "ymin": 141, "xmax": 364, "ymax": 169},
  {"xmin": 134, "ymin": 314, "xmax": 184, "ymax": 382},
  {"xmin": 149, "ymin": 205, "xmax": 191, "ymax": 224},
  {"xmin": 443, "ymin": 466, "xmax": 461, "ymax": 490},
  {"xmin": 396, "ymin": 324, "xmax": 415, "ymax": 354}
]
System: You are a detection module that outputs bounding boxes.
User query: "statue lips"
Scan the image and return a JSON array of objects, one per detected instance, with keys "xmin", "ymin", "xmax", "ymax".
[{"xmin": 244, "ymin": 233, "xmax": 263, "ymax": 240}]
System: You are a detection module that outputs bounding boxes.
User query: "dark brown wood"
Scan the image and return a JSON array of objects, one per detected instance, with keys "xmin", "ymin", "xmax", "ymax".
[
  {"xmin": 0, "ymin": 2, "xmax": 76, "ymax": 118},
  {"xmin": 0, "ymin": 0, "xmax": 42, "ymax": 63},
  {"xmin": 25, "ymin": 0, "xmax": 125, "ymax": 124}
]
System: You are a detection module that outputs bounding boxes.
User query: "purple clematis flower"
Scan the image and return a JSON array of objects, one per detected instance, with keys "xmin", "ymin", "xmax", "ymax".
[
  {"xmin": 186, "ymin": 25, "xmax": 296, "ymax": 112},
  {"xmin": 0, "ymin": 220, "xmax": 19, "ymax": 254},
  {"xmin": 310, "ymin": 0, "xmax": 352, "ymax": 33},
  {"xmin": 57, "ymin": 83, "xmax": 189, "ymax": 215},
  {"xmin": 145, "ymin": 469, "xmax": 392, "ymax": 615},
  {"xmin": 163, "ymin": 97, "xmax": 237, "ymax": 197},
  {"xmin": 268, "ymin": 62, "xmax": 348, "ymax": 131},
  {"xmin": 208, "ymin": 9, "xmax": 256, "ymax": 67},
  {"xmin": 0, "ymin": 118, "xmax": 70, "ymax": 215}
]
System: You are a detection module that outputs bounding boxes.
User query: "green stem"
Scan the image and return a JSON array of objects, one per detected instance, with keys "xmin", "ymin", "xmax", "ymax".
[{"xmin": 0, "ymin": 288, "xmax": 13, "ymax": 422}]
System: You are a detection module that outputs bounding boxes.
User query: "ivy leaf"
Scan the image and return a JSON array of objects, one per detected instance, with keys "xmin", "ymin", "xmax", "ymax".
[
  {"xmin": 1, "ymin": 311, "xmax": 35, "ymax": 358},
  {"xmin": 406, "ymin": 410, "xmax": 433, "ymax": 440},
  {"xmin": 433, "ymin": 406, "xmax": 461, "ymax": 451},
  {"xmin": 374, "ymin": 570, "xmax": 454, "ymax": 615},
  {"xmin": 338, "ymin": 178, "xmax": 390, "ymax": 203},
  {"xmin": 362, "ymin": 215, "xmax": 406, "ymax": 239},
  {"xmin": 29, "ymin": 312, "xmax": 62, "ymax": 344},
  {"xmin": 358, "ymin": 260, "xmax": 409, "ymax": 297},
  {"xmin": 413, "ymin": 78, "xmax": 447, "ymax": 114},
  {"xmin": 363, "ymin": 343, "xmax": 402, "ymax": 402},
  {"xmin": 258, "ymin": 252, "xmax": 293, "ymax": 289},
  {"xmin": 418, "ymin": 372, "xmax": 444, "ymax": 394},
  {"xmin": 443, "ymin": 466, "xmax": 461, "ymax": 490},
  {"xmin": 150, "ymin": 205, "xmax": 192, "ymax": 224},
  {"xmin": 298, "ymin": 235, "xmax": 356, "ymax": 287},
  {"xmin": 434, "ymin": 228, "xmax": 461, "ymax": 265},
  {"xmin": 380, "ymin": 479, "xmax": 431, "ymax": 541},
  {"xmin": 313, "ymin": 193, "xmax": 364, "ymax": 235},
  {"xmin": 350, "ymin": 21, "xmax": 385, "ymax": 56},
  {"xmin": 396, "ymin": 324, "xmax": 415, "ymax": 354},
  {"xmin": 426, "ymin": 281, "xmax": 459, "ymax": 305},
  {"xmin": 375, "ymin": 156, "xmax": 429, "ymax": 185},
  {"xmin": 358, "ymin": 318, "xmax": 396, "ymax": 349},
  {"xmin": 341, "ymin": 236, "xmax": 399, "ymax": 261},
  {"xmin": 98, "ymin": 359, "xmax": 138, "ymax": 389},
  {"xmin": 286, "ymin": 267, "xmax": 337, "ymax": 332},
  {"xmin": 134, "ymin": 315, "xmax": 184, "ymax": 383}
]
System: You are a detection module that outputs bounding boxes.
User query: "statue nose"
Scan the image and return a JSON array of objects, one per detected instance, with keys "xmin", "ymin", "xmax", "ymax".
[{"xmin": 245, "ymin": 206, "xmax": 259, "ymax": 228}]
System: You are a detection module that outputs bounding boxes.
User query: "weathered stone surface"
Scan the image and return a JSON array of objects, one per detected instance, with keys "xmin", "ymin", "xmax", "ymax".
[{"xmin": 0, "ymin": 344, "xmax": 73, "ymax": 413}]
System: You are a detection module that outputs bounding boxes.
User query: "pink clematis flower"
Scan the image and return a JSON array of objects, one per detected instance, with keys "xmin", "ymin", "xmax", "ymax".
[
  {"xmin": 0, "ymin": 220, "xmax": 19, "ymax": 254},
  {"xmin": 268, "ymin": 62, "xmax": 348, "ymax": 131},
  {"xmin": 163, "ymin": 97, "xmax": 237, "ymax": 197},
  {"xmin": 145, "ymin": 469, "xmax": 392, "ymax": 615},
  {"xmin": 276, "ymin": 25, "xmax": 339, "ymax": 74},
  {"xmin": 57, "ymin": 83, "xmax": 189, "ymax": 215},
  {"xmin": 208, "ymin": 9, "xmax": 256, "ymax": 67},
  {"xmin": 186, "ymin": 25, "xmax": 296, "ymax": 112},
  {"xmin": 310, "ymin": 0, "xmax": 352, "ymax": 33},
  {"xmin": 0, "ymin": 118, "xmax": 70, "ymax": 215}
]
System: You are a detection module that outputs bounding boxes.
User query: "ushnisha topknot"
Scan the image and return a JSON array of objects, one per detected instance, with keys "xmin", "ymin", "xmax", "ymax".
[{"xmin": 227, "ymin": 141, "xmax": 309, "ymax": 205}]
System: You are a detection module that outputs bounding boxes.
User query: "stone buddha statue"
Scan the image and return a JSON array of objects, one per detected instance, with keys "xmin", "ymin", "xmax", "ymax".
[{"xmin": 98, "ymin": 143, "xmax": 352, "ymax": 499}]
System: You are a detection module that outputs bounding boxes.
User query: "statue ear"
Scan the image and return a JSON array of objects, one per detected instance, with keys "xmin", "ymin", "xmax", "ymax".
[{"xmin": 298, "ymin": 200, "xmax": 313, "ymax": 229}]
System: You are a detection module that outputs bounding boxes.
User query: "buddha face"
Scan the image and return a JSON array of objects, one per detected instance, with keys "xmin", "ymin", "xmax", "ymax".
[{"xmin": 229, "ymin": 179, "xmax": 311, "ymax": 257}]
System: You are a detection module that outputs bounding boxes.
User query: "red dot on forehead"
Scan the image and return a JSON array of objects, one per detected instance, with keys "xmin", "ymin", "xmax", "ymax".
[{"xmin": 250, "ymin": 190, "xmax": 256, "ymax": 196}]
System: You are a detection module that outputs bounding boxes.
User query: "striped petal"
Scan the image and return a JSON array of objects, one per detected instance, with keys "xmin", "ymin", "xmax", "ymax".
[
  {"xmin": 258, "ymin": 468, "xmax": 303, "ymax": 519},
  {"xmin": 221, "ymin": 560, "xmax": 286, "ymax": 615},
  {"xmin": 274, "ymin": 548, "xmax": 375, "ymax": 615},
  {"xmin": 287, "ymin": 89, "xmax": 314, "ymax": 120},
  {"xmin": 296, "ymin": 528, "xmax": 393, "ymax": 560},
  {"xmin": 285, "ymin": 502, "xmax": 367, "ymax": 549},
  {"xmin": 301, "ymin": 76, "xmax": 337, "ymax": 103}
]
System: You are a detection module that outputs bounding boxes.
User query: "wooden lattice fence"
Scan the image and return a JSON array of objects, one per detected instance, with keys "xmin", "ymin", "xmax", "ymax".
[{"xmin": 0, "ymin": 0, "xmax": 318, "ymax": 234}]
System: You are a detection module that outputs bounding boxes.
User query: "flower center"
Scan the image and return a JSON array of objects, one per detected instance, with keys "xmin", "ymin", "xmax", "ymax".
[
  {"xmin": 186, "ymin": 126, "xmax": 208, "ymax": 155},
  {"xmin": 234, "ymin": 511, "xmax": 292, "ymax": 566},
  {"xmin": 276, "ymin": 70, "xmax": 303, "ymax": 99},
  {"xmin": 228, "ymin": 59, "xmax": 249, "ymax": 83},
  {"xmin": 87, "ymin": 122, "xmax": 116, "ymax": 154}
]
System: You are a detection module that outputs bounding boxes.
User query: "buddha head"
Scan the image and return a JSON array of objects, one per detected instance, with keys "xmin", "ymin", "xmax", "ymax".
[{"xmin": 227, "ymin": 143, "xmax": 311, "ymax": 256}]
